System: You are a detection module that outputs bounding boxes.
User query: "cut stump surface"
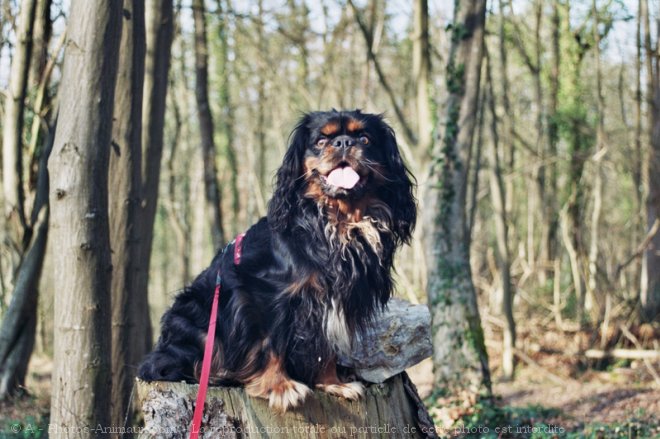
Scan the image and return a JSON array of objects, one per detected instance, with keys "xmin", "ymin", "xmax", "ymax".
[{"xmin": 136, "ymin": 373, "xmax": 438, "ymax": 438}]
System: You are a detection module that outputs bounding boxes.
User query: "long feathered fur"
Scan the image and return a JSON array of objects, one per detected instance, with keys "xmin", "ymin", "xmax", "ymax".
[{"xmin": 138, "ymin": 109, "xmax": 416, "ymax": 409}]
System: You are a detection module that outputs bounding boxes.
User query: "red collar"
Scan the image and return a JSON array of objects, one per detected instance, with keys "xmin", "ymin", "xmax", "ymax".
[{"xmin": 233, "ymin": 233, "xmax": 245, "ymax": 265}]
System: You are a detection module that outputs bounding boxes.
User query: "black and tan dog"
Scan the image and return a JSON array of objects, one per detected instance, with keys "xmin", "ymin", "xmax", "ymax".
[{"xmin": 138, "ymin": 109, "xmax": 416, "ymax": 412}]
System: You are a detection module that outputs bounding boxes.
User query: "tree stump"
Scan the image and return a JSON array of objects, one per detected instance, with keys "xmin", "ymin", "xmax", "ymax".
[{"xmin": 136, "ymin": 373, "xmax": 438, "ymax": 438}]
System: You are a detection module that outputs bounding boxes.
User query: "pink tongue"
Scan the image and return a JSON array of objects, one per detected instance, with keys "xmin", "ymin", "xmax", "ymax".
[{"xmin": 326, "ymin": 166, "xmax": 360, "ymax": 189}]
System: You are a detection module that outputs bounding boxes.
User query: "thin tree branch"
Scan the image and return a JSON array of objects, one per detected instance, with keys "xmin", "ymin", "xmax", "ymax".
[
  {"xmin": 615, "ymin": 218, "xmax": 660, "ymax": 279},
  {"xmin": 347, "ymin": 0, "xmax": 417, "ymax": 147}
]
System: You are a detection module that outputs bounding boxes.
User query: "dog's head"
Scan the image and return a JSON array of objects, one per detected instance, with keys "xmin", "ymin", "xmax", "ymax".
[{"xmin": 268, "ymin": 110, "xmax": 416, "ymax": 244}]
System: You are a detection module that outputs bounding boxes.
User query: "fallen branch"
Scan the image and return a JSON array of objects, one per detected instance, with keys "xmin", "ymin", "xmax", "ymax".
[
  {"xmin": 513, "ymin": 348, "xmax": 577, "ymax": 386},
  {"xmin": 583, "ymin": 348, "xmax": 660, "ymax": 361},
  {"xmin": 619, "ymin": 325, "xmax": 660, "ymax": 386},
  {"xmin": 485, "ymin": 340, "xmax": 577, "ymax": 386}
]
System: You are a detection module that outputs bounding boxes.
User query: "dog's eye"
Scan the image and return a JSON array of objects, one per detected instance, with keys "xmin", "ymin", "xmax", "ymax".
[
  {"xmin": 316, "ymin": 137, "xmax": 328, "ymax": 148},
  {"xmin": 359, "ymin": 135, "xmax": 370, "ymax": 145}
]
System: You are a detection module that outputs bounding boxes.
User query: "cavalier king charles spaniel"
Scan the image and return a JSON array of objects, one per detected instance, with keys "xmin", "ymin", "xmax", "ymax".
[{"xmin": 138, "ymin": 109, "xmax": 416, "ymax": 412}]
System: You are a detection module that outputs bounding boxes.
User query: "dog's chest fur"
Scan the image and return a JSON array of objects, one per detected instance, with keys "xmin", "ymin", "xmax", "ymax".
[{"xmin": 319, "ymin": 215, "xmax": 392, "ymax": 353}]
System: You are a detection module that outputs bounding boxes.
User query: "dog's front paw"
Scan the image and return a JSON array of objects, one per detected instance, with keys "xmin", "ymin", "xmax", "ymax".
[
  {"xmin": 247, "ymin": 376, "xmax": 312, "ymax": 412},
  {"xmin": 316, "ymin": 381, "xmax": 365, "ymax": 400},
  {"xmin": 268, "ymin": 379, "xmax": 312, "ymax": 412}
]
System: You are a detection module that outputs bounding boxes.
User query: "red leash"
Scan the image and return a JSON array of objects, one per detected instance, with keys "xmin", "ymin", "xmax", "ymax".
[{"xmin": 189, "ymin": 234, "xmax": 245, "ymax": 439}]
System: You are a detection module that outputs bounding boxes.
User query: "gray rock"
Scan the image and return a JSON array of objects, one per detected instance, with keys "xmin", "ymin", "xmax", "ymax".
[{"xmin": 339, "ymin": 298, "xmax": 432, "ymax": 383}]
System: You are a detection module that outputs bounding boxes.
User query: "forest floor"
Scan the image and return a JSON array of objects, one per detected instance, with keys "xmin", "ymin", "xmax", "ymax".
[
  {"xmin": 409, "ymin": 357, "xmax": 659, "ymax": 438},
  {"xmin": 410, "ymin": 318, "xmax": 660, "ymax": 438},
  {"xmin": 1, "ymin": 322, "xmax": 659, "ymax": 438}
]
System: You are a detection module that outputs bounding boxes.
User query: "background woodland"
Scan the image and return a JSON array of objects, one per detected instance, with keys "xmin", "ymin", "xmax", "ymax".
[{"xmin": 0, "ymin": 0, "xmax": 658, "ymax": 436}]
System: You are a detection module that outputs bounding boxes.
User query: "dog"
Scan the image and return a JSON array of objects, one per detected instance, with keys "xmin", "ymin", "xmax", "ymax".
[{"xmin": 138, "ymin": 109, "xmax": 416, "ymax": 412}]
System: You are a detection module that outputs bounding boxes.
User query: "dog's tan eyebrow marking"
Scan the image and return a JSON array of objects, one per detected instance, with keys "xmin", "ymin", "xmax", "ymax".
[
  {"xmin": 320, "ymin": 122, "xmax": 340, "ymax": 136},
  {"xmin": 346, "ymin": 118, "xmax": 364, "ymax": 133}
]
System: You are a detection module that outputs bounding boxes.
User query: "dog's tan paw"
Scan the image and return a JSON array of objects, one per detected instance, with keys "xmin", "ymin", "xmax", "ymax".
[
  {"xmin": 316, "ymin": 381, "xmax": 365, "ymax": 400},
  {"xmin": 268, "ymin": 379, "xmax": 312, "ymax": 412}
]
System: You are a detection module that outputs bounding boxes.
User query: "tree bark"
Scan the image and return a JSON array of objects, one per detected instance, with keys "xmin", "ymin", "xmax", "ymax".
[
  {"xmin": 544, "ymin": 0, "xmax": 561, "ymax": 279},
  {"xmin": 426, "ymin": 0, "xmax": 491, "ymax": 397},
  {"xmin": 588, "ymin": 0, "xmax": 605, "ymax": 319},
  {"xmin": 0, "ymin": 0, "xmax": 45, "ymax": 401},
  {"xmin": 0, "ymin": 126, "xmax": 52, "ymax": 400},
  {"xmin": 48, "ymin": 0, "xmax": 122, "ymax": 434},
  {"xmin": 215, "ymin": 0, "xmax": 239, "ymax": 237},
  {"xmin": 2, "ymin": 0, "xmax": 36, "ymax": 243},
  {"xmin": 136, "ymin": 374, "xmax": 437, "ymax": 439},
  {"xmin": 563, "ymin": 1, "xmax": 590, "ymax": 324},
  {"xmin": 630, "ymin": 0, "xmax": 644, "ymax": 295},
  {"xmin": 485, "ymin": 50, "xmax": 515, "ymax": 381},
  {"xmin": 192, "ymin": 0, "xmax": 225, "ymax": 248},
  {"xmin": 109, "ymin": 0, "xmax": 146, "ymax": 428},
  {"xmin": 27, "ymin": 0, "xmax": 50, "ymax": 88},
  {"xmin": 256, "ymin": 0, "xmax": 267, "ymax": 199},
  {"xmin": 413, "ymin": 0, "xmax": 432, "ymax": 153},
  {"xmin": 642, "ymin": 0, "xmax": 660, "ymax": 322},
  {"xmin": 138, "ymin": 0, "xmax": 175, "ymax": 354}
]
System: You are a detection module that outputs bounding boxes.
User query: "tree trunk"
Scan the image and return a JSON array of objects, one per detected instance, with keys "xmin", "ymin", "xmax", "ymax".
[
  {"xmin": 642, "ymin": 0, "xmax": 660, "ymax": 322},
  {"xmin": 426, "ymin": 0, "xmax": 491, "ymax": 397},
  {"xmin": 497, "ymin": 0, "xmax": 515, "ymax": 217},
  {"xmin": 588, "ymin": 0, "xmax": 605, "ymax": 319},
  {"xmin": 256, "ymin": 0, "xmax": 266, "ymax": 195},
  {"xmin": 27, "ymin": 0, "xmax": 50, "ymax": 88},
  {"xmin": 48, "ymin": 0, "xmax": 122, "ymax": 433},
  {"xmin": 563, "ymin": 1, "xmax": 589, "ymax": 324},
  {"xmin": 485, "ymin": 51, "xmax": 515, "ymax": 381},
  {"xmin": 138, "ymin": 0, "xmax": 175, "ymax": 354},
  {"xmin": 0, "ymin": 0, "xmax": 42, "ymax": 401},
  {"xmin": 136, "ymin": 374, "xmax": 437, "ymax": 439},
  {"xmin": 413, "ymin": 0, "xmax": 432, "ymax": 153},
  {"xmin": 531, "ymin": 0, "xmax": 545, "ymax": 282},
  {"xmin": 630, "ymin": 0, "xmax": 644, "ymax": 295},
  {"xmin": 215, "ymin": 0, "xmax": 239, "ymax": 236},
  {"xmin": 109, "ymin": 0, "xmax": 146, "ymax": 428},
  {"xmin": 192, "ymin": 0, "xmax": 225, "ymax": 248},
  {"xmin": 0, "ymin": 126, "xmax": 52, "ymax": 400},
  {"xmin": 2, "ymin": 0, "xmax": 36, "ymax": 243},
  {"xmin": 544, "ymin": 0, "xmax": 561, "ymax": 280}
]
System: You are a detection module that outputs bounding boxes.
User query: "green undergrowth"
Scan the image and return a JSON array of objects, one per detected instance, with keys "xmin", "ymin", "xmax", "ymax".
[
  {"xmin": 426, "ymin": 396, "xmax": 659, "ymax": 438},
  {"xmin": 0, "ymin": 415, "xmax": 48, "ymax": 439}
]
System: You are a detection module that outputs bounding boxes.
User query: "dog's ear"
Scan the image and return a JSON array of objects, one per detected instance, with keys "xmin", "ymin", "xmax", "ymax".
[
  {"xmin": 267, "ymin": 115, "xmax": 311, "ymax": 232},
  {"xmin": 379, "ymin": 117, "xmax": 417, "ymax": 244}
]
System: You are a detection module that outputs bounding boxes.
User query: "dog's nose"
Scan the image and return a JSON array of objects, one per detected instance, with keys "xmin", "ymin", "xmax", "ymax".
[{"xmin": 332, "ymin": 135, "xmax": 355, "ymax": 149}]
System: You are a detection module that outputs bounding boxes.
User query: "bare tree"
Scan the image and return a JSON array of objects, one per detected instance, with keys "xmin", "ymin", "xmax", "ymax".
[
  {"xmin": 588, "ymin": 0, "xmax": 605, "ymax": 316},
  {"xmin": 485, "ymin": 49, "xmax": 515, "ymax": 381},
  {"xmin": 137, "ymin": 0, "xmax": 175, "ymax": 354},
  {"xmin": 215, "ymin": 0, "xmax": 239, "ymax": 236},
  {"xmin": 27, "ymin": 0, "xmax": 50, "ymax": 88},
  {"xmin": 413, "ymin": 0, "xmax": 432, "ymax": 153},
  {"xmin": 109, "ymin": 0, "xmax": 146, "ymax": 427},
  {"xmin": 0, "ymin": 0, "xmax": 40, "ymax": 400},
  {"xmin": 348, "ymin": 0, "xmax": 416, "ymax": 147},
  {"xmin": 2, "ymin": 0, "xmax": 36, "ymax": 247},
  {"xmin": 192, "ymin": 0, "xmax": 225, "ymax": 248},
  {"xmin": 426, "ymin": 0, "xmax": 491, "ymax": 397},
  {"xmin": 642, "ymin": 0, "xmax": 660, "ymax": 322},
  {"xmin": 544, "ymin": 0, "xmax": 561, "ymax": 280},
  {"xmin": 48, "ymin": 0, "xmax": 122, "ymax": 433},
  {"xmin": 0, "ymin": 130, "xmax": 51, "ymax": 400}
]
